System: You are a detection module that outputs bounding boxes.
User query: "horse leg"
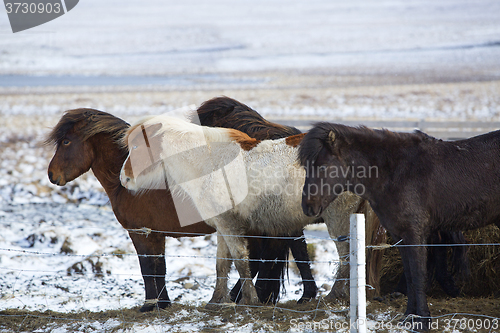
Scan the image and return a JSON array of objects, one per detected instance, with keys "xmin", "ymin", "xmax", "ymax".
[
  {"xmin": 432, "ymin": 240, "xmax": 460, "ymax": 297},
  {"xmin": 128, "ymin": 232, "xmax": 169, "ymax": 312},
  {"xmin": 289, "ymin": 235, "xmax": 317, "ymax": 303},
  {"xmin": 398, "ymin": 238, "xmax": 431, "ymax": 331},
  {"xmin": 206, "ymin": 234, "xmax": 232, "ymax": 309},
  {"xmin": 230, "ymin": 237, "xmax": 261, "ymax": 303},
  {"xmin": 427, "ymin": 231, "xmax": 460, "ymax": 297},
  {"xmin": 395, "ymin": 271, "xmax": 408, "ymax": 295},
  {"xmin": 217, "ymin": 225, "xmax": 259, "ymax": 306}
]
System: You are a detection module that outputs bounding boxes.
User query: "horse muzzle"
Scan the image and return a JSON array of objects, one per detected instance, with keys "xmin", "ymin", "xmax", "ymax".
[
  {"xmin": 302, "ymin": 200, "xmax": 323, "ymax": 217},
  {"xmin": 48, "ymin": 171, "xmax": 66, "ymax": 186}
]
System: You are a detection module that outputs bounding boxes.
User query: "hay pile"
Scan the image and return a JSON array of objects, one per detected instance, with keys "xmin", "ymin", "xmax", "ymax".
[
  {"xmin": 462, "ymin": 225, "xmax": 500, "ymax": 296},
  {"xmin": 379, "ymin": 225, "xmax": 500, "ymax": 297}
]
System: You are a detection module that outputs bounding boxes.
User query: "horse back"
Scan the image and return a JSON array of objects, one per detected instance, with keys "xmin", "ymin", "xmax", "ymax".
[{"xmin": 398, "ymin": 132, "xmax": 500, "ymax": 231}]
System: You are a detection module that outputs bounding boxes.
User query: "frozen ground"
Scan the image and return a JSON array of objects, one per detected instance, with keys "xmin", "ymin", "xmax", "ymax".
[{"xmin": 1, "ymin": 0, "xmax": 500, "ymax": 331}]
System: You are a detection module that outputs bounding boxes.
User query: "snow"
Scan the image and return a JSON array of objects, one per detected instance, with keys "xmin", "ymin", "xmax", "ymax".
[
  {"xmin": 1, "ymin": 0, "xmax": 499, "ymax": 76},
  {"xmin": 0, "ymin": 200, "xmax": 338, "ymax": 312},
  {"xmin": 1, "ymin": 0, "xmax": 499, "ymax": 331}
]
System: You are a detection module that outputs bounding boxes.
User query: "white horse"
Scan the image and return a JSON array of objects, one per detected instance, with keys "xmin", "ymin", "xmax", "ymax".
[{"xmin": 120, "ymin": 115, "xmax": 382, "ymax": 306}]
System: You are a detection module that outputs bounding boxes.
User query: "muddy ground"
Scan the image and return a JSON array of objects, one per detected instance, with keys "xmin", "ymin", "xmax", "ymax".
[{"xmin": 1, "ymin": 295, "xmax": 499, "ymax": 332}]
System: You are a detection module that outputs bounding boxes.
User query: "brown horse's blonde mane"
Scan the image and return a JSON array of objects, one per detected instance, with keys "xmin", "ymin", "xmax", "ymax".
[{"xmin": 45, "ymin": 108, "xmax": 130, "ymax": 146}]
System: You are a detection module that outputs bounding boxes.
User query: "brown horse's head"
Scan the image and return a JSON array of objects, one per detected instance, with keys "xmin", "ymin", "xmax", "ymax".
[{"xmin": 46, "ymin": 109, "xmax": 128, "ymax": 186}]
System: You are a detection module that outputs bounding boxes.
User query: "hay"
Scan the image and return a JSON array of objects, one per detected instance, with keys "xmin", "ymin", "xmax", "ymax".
[
  {"xmin": 462, "ymin": 225, "xmax": 500, "ymax": 296},
  {"xmin": 379, "ymin": 237, "xmax": 403, "ymax": 296},
  {"xmin": 379, "ymin": 225, "xmax": 500, "ymax": 297}
]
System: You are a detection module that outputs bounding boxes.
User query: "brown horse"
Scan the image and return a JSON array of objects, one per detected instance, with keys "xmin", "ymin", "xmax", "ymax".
[{"xmin": 45, "ymin": 108, "xmax": 315, "ymax": 311}]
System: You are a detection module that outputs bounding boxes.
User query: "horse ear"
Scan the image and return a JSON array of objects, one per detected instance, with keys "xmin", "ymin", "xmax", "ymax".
[
  {"xmin": 144, "ymin": 123, "xmax": 162, "ymax": 137},
  {"xmin": 328, "ymin": 131, "xmax": 336, "ymax": 143},
  {"xmin": 327, "ymin": 130, "xmax": 339, "ymax": 151}
]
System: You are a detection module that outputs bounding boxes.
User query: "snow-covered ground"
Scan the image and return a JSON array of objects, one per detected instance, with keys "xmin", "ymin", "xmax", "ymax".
[
  {"xmin": 0, "ymin": 113, "xmax": 343, "ymax": 333},
  {"xmin": 1, "ymin": 0, "xmax": 499, "ymax": 331},
  {"xmin": 0, "ymin": 129, "xmax": 339, "ymax": 313}
]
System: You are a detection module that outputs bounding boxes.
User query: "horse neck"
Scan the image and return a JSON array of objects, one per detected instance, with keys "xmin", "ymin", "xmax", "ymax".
[
  {"xmin": 338, "ymin": 132, "xmax": 410, "ymax": 198},
  {"xmin": 87, "ymin": 132, "xmax": 127, "ymax": 197}
]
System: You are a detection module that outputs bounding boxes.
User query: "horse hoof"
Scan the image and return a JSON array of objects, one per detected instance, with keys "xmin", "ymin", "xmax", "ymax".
[
  {"xmin": 297, "ymin": 297, "xmax": 314, "ymax": 304},
  {"xmin": 400, "ymin": 315, "xmax": 431, "ymax": 332},
  {"xmin": 139, "ymin": 299, "xmax": 171, "ymax": 312}
]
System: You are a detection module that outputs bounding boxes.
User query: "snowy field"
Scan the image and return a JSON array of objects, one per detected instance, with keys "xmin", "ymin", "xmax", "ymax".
[
  {"xmin": 1, "ymin": 0, "xmax": 500, "ymax": 331},
  {"xmin": 1, "ymin": 0, "xmax": 500, "ymax": 76}
]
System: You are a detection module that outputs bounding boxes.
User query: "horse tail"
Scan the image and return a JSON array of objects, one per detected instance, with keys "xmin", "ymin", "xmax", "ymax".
[
  {"xmin": 252, "ymin": 237, "xmax": 289, "ymax": 304},
  {"xmin": 254, "ymin": 235, "xmax": 316, "ymax": 304},
  {"xmin": 193, "ymin": 96, "xmax": 301, "ymax": 139}
]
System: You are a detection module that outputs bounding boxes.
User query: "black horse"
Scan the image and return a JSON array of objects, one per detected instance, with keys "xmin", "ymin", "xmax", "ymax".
[{"xmin": 299, "ymin": 123, "xmax": 500, "ymax": 330}]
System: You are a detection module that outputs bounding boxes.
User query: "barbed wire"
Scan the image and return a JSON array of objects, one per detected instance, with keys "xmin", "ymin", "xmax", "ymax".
[
  {"xmin": 1, "ymin": 223, "xmax": 499, "ymax": 331},
  {"xmin": 0, "ymin": 247, "xmax": 345, "ymax": 265}
]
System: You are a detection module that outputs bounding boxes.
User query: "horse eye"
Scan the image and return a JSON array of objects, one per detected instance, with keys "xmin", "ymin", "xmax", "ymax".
[
  {"xmin": 62, "ymin": 139, "xmax": 70, "ymax": 145},
  {"xmin": 318, "ymin": 166, "xmax": 328, "ymax": 172}
]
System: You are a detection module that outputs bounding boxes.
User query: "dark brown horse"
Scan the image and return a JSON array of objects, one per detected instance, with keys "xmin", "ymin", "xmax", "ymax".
[
  {"xmin": 299, "ymin": 122, "xmax": 500, "ymax": 330},
  {"xmin": 46, "ymin": 107, "xmax": 316, "ymax": 311}
]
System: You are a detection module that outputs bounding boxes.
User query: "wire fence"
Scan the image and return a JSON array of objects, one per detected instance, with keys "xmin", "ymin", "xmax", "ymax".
[{"xmin": 1, "ymin": 220, "xmax": 499, "ymax": 333}]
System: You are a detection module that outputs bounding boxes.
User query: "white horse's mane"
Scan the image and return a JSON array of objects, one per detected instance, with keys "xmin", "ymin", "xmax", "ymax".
[{"xmin": 138, "ymin": 115, "xmax": 238, "ymax": 144}]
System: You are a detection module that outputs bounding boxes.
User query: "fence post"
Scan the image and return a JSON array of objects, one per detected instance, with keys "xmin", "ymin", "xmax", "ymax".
[{"xmin": 350, "ymin": 214, "xmax": 367, "ymax": 333}]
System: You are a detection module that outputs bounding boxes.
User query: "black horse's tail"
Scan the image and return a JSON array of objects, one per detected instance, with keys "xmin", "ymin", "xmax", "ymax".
[
  {"xmin": 196, "ymin": 96, "xmax": 316, "ymax": 304},
  {"xmin": 229, "ymin": 236, "xmax": 288, "ymax": 304},
  {"xmin": 252, "ymin": 237, "xmax": 289, "ymax": 304},
  {"xmin": 230, "ymin": 234, "xmax": 316, "ymax": 304}
]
